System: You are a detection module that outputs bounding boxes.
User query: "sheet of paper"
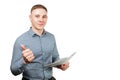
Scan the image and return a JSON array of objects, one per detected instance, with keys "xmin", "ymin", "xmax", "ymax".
[{"xmin": 45, "ymin": 52, "xmax": 76, "ymax": 67}]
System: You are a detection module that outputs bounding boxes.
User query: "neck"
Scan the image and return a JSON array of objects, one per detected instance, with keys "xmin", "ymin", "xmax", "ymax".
[{"xmin": 32, "ymin": 27, "xmax": 44, "ymax": 36}]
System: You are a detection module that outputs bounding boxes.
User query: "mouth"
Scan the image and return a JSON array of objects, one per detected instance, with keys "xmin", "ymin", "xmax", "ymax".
[{"xmin": 38, "ymin": 23, "xmax": 44, "ymax": 26}]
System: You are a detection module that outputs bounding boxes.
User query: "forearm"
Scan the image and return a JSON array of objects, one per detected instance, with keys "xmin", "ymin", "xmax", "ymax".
[{"xmin": 10, "ymin": 58, "xmax": 24, "ymax": 75}]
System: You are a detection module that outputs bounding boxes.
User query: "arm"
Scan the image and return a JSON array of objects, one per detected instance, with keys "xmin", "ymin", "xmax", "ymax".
[
  {"xmin": 52, "ymin": 38, "xmax": 60, "ymax": 63},
  {"xmin": 10, "ymin": 41, "xmax": 35, "ymax": 75},
  {"xmin": 52, "ymin": 37, "xmax": 69, "ymax": 71},
  {"xmin": 10, "ymin": 40, "xmax": 25, "ymax": 76},
  {"xmin": 10, "ymin": 41, "xmax": 24, "ymax": 75}
]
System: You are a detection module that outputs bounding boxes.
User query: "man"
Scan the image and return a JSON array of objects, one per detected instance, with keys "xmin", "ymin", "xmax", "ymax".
[{"xmin": 10, "ymin": 4, "xmax": 69, "ymax": 80}]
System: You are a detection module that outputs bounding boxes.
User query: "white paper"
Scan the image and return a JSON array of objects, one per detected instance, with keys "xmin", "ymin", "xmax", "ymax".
[{"xmin": 45, "ymin": 52, "xmax": 76, "ymax": 67}]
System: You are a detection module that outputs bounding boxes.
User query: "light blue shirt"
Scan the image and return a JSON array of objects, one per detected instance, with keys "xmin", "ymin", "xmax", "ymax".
[{"xmin": 10, "ymin": 28, "xmax": 59, "ymax": 80}]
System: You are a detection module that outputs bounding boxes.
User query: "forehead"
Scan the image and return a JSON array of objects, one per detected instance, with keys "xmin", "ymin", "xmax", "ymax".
[{"xmin": 31, "ymin": 8, "xmax": 47, "ymax": 15}]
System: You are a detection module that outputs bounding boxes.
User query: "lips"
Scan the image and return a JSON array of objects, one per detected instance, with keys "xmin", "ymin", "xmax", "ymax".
[
  {"xmin": 38, "ymin": 23, "xmax": 44, "ymax": 26},
  {"xmin": 38, "ymin": 22, "xmax": 44, "ymax": 24}
]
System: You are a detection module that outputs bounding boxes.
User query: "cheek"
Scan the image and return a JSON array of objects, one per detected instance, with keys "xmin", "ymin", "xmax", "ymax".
[
  {"xmin": 31, "ymin": 19, "xmax": 38, "ymax": 24},
  {"xmin": 31, "ymin": 16, "xmax": 37, "ymax": 21},
  {"xmin": 44, "ymin": 19, "xmax": 47, "ymax": 23}
]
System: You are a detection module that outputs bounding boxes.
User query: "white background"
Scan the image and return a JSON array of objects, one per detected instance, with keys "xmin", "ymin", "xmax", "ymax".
[{"xmin": 0, "ymin": 0, "xmax": 120, "ymax": 80}]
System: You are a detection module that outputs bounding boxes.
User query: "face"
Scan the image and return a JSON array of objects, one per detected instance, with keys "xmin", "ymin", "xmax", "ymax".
[{"xmin": 29, "ymin": 8, "xmax": 47, "ymax": 31}]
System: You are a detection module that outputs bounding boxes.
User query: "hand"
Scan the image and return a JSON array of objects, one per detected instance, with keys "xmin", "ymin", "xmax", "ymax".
[
  {"xmin": 21, "ymin": 44, "xmax": 35, "ymax": 64},
  {"xmin": 57, "ymin": 62, "xmax": 70, "ymax": 71}
]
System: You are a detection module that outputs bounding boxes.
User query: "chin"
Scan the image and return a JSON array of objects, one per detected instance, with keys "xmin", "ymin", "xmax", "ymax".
[{"xmin": 37, "ymin": 28, "xmax": 44, "ymax": 30}]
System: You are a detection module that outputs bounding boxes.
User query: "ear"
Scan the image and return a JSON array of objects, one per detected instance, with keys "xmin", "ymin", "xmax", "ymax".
[{"xmin": 29, "ymin": 15, "xmax": 32, "ymax": 20}]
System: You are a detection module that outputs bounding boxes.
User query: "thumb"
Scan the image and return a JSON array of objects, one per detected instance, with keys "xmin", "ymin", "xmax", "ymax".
[{"xmin": 21, "ymin": 44, "xmax": 27, "ymax": 50}]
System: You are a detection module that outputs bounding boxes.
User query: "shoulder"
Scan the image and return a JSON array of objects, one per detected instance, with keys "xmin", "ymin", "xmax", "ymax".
[
  {"xmin": 45, "ymin": 31, "xmax": 55, "ymax": 38},
  {"xmin": 45, "ymin": 31, "xmax": 57, "ymax": 42},
  {"xmin": 15, "ymin": 31, "xmax": 29, "ymax": 44}
]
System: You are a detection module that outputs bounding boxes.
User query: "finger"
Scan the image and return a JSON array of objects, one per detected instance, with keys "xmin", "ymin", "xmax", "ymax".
[
  {"xmin": 60, "ymin": 64, "xmax": 65, "ymax": 68},
  {"xmin": 63, "ymin": 65, "xmax": 69, "ymax": 71},
  {"xmin": 61, "ymin": 62, "xmax": 69, "ymax": 68},
  {"xmin": 29, "ymin": 56, "xmax": 35, "ymax": 62},
  {"xmin": 62, "ymin": 64, "xmax": 66, "ymax": 66},
  {"xmin": 64, "ymin": 62, "xmax": 69, "ymax": 66},
  {"xmin": 21, "ymin": 44, "xmax": 27, "ymax": 51},
  {"xmin": 61, "ymin": 62, "xmax": 69, "ymax": 67},
  {"xmin": 22, "ymin": 49, "xmax": 31, "ymax": 54},
  {"xmin": 26, "ymin": 56, "xmax": 35, "ymax": 62},
  {"xmin": 26, "ymin": 53, "xmax": 34, "ymax": 59},
  {"xmin": 22, "ymin": 49, "xmax": 32, "ymax": 57}
]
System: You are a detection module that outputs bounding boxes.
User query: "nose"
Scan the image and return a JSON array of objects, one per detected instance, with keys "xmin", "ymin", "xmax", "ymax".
[{"xmin": 39, "ymin": 17, "xmax": 43, "ymax": 22}]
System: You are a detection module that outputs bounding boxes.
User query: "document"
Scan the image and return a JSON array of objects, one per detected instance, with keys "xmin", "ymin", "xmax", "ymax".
[{"xmin": 45, "ymin": 52, "xmax": 76, "ymax": 67}]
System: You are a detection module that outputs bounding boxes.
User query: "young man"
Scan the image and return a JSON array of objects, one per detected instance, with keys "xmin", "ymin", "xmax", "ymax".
[{"xmin": 10, "ymin": 4, "xmax": 69, "ymax": 80}]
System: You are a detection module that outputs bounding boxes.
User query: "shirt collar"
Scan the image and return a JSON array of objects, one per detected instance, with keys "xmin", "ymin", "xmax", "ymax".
[{"xmin": 28, "ymin": 28, "xmax": 47, "ymax": 37}]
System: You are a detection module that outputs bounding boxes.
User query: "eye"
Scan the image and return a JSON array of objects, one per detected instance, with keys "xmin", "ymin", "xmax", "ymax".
[
  {"xmin": 43, "ymin": 15, "xmax": 47, "ymax": 18},
  {"xmin": 35, "ymin": 15, "xmax": 40, "ymax": 18}
]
